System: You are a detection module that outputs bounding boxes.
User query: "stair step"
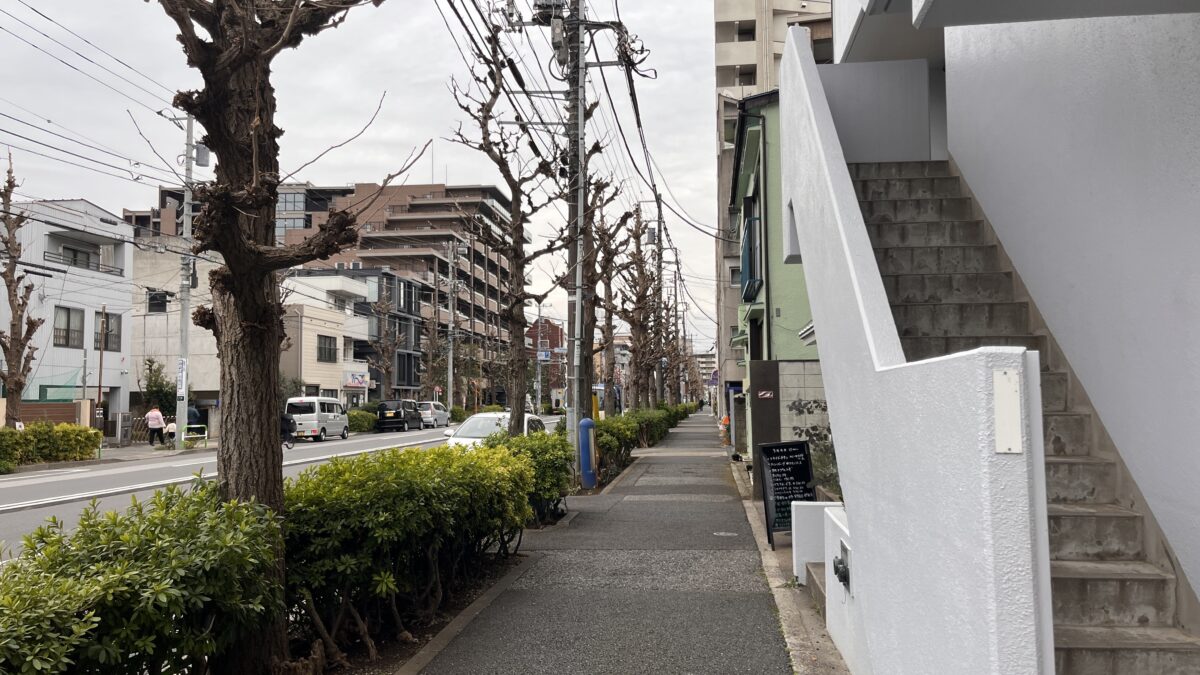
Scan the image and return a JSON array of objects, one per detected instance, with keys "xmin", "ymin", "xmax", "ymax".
[
  {"xmin": 848, "ymin": 161, "xmax": 952, "ymax": 180},
  {"xmin": 1055, "ymin": 626, "xmax": 1200, "ymax": 675},
  {"xmin": 1045, "ymin": 412, "xmax": 1093, "ymax": 457},
  {"xmin": 1042, "ymin": 371, "xmax": 1069, "ymax": 412},
  {"xmin": 855, "ymin": 177, "xmax": 963, "ymax": 200},
  {"xmin": 891, "ymin": 302, "xmax": 1029, "ymax": 338},
  {"xmin": 866, "ymin": 221, "xmax": 985, "ymax": 247},
  {"xmin": 806, "ymin": 562, "xmax": 826, "ymax": 616},
  {"xmin": 883, "ymin": 272, "xmax": 1014, "ymax": 304},
  {"xmin": 1052, "ymin": 561, "xmax": 1176, "ymax": 627},
  {"xmin": 860, "ymin": 198, "xmax": 975, "ymax": 224},
  {"xmin": 900, "ymin": 334, "xmax": 1046, "ymax": 362},
  {"xmin": 874, "ymin": 245, "xmax": 999, "ymax": 274},
  {"xmin": 1046, "ymin": 456, "xmax": 1117, "ymax": 504},
  {"xmin": 1049, "ymin": 503, "xmax": 1144, "ymax": 561}
]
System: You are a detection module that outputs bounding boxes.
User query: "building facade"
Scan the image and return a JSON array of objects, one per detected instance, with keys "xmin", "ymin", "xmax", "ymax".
[
  {"xmin": 290, "ymin": 183, "xmax": 516, "ymax": 408},
  {"xmin": 280, "ymin": 274, "xmax": 371, "ymax": 407},
  {"xmin": 7, "ymin": 200, "xmax": 134, "ymax": 431}
]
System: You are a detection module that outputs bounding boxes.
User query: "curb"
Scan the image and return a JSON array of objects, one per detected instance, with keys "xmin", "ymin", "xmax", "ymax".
[
  {"xmin": 600, "ymin": 456, "xmax": 643, "ymax": 495},
  {"xmin": 394, "ymin": 552, "xmax": 540, "ymax": 674},
  {"xmin": 12, "ymin": 446, "xmax": 215, "ymax": 474},
  {"xmin": 732, "ymin": 464, "xmax": 850, "ymax": 675}
]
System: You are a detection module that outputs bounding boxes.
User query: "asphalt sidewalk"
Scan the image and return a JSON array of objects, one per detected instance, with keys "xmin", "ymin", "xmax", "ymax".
[{"xmin": 417, "ymin": 415, "xmax": 793, "ymax": 674}]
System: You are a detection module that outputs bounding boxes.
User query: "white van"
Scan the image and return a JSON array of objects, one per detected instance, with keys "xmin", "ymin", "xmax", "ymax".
[{"xmin": 285, "ymin": 397, "xmax": 349, "ymax": 442}]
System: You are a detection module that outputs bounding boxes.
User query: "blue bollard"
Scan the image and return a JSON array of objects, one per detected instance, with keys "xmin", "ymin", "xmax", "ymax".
[{"xmin": 579, "ymin": 417, "xmax": 597, "ymax": 490}]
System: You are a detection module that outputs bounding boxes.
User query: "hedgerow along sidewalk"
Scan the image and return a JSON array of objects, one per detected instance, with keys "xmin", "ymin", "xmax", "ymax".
[{"xmin": 417, "ymin": 415, "xmax": 792, "ymax": 674}]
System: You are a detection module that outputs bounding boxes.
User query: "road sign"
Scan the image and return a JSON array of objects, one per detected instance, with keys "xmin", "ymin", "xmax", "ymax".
[
  {"xmin": 176, "ymin": 358, "xmax": 188, "ymax": 397},
  {"xmin": 538, "ymin": 350, "xmax": 551, "ymax": 362},
  {"xmin": 553, "ymin": 347, "xmax": 567, "ymax": 354}
]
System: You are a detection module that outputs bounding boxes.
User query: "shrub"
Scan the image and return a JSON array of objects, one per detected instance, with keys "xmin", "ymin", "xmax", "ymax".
[
  {"xmin": 284, "ymin": 445, "xmax": 532, "ymax": 658},
  {"xmin": 482, "ymin": 432, "xmax": 573, "ymax": 522},
  {"xmin": 347, "ymin": 409, "xmax": 376, "ymax": 433},
  {"xmin": 0, "ymin": 482, "xmax": 281, "ymax": 674},
  {"xmin": 481, "ymin": 404, "xmax": 505, "ymax": 413},
  {"xmin": 0, "ymin": 423, "xmax": 100, "ymax": 471},
  {"xmin": 627, "ymin": 409, "xmax": 671, "ymax": 447},
  {"xmin": 450, "ymin": 405, "xmax": 468, "ymax": 423}
]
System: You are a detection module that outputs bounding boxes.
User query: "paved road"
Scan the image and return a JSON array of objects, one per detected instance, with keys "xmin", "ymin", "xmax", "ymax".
[
  {"xmin": 0, "ymin": 422, "xmax": 503, "ymax": 559},
  {"xmin": 421, "ymin": 416, "xmax": 792, "ymax": 674}
]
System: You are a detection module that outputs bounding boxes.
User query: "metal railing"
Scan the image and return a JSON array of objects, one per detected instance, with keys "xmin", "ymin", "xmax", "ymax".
[
  {"xmin": 44, "ymin": 250, "xmax": 124, "ymax": 276},
  {"xmin": 53, "ymin": 328, "xmax": 83, "ymax": 348}
]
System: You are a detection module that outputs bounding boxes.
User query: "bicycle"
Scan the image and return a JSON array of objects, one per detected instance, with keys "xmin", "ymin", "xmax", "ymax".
[{"xmin": 281, "ymin": 433, "xmax": 295, "ymax": 450}]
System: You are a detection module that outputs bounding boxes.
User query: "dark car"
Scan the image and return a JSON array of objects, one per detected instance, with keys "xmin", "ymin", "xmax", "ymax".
[{"xmin": 376, "ymin": 399, "xmax": 422, "ymax": 432}]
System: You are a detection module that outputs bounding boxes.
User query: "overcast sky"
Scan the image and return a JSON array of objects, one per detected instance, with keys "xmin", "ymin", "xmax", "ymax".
[{"xmin": 0, "ymin": 0, "xmax": 719, "ymax": 349}]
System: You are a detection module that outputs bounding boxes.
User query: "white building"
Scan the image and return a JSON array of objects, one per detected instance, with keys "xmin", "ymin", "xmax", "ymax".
[
  {"xmin": 280, "ymin": 274, "xmax": 371, "ymax": 407},
  {"xmin": 779, "ymin": 5, "xmax": 1200, "ymax": 673},
  {"xmin": 6, "ymin": 200, "xmax": 133, "ymax": 429},
  {"xmin": 129, "ymin": 238, "xmax": 221, "ymax": 417}
]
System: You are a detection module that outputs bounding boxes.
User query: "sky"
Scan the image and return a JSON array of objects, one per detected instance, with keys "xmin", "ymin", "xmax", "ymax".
[{"xmin": 0, "ymin": 0, "xmax": 720, "ymax": 351}]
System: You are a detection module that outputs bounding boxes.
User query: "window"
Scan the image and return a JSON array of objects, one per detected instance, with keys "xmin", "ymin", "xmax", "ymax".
[
  {"xmin": 304, "ymin": 385, "xmax": 320, "ymax": 397},
  {"xmin": 53, "ymin": 307, "xmax": 84, "ymax": 348},
  {"xmin": 63, "ymin": 247, "xmax": 92, "ymax": 268},
  {"xmin": 319, "ymin": 399, "xmax": 340, "ymax": 412},
  {"xmin": 730, "ymin": 267, "xmax": 742, "ymax": 287},
  {"xmin": 287, "ymin": 401, "xmax": 315, "ymax": 415},
  {"xmin": 343, "ymin": 336, "xmax": 355, "ymax": 361},
  {"xmin": 274, "ymin": 217, "xmax": 306, "ymax": 232},
  {"xmin": 94, "ymin": 312, "xmax": 121, "ymax": 352},
  {"xmin": 277, "ymin": 192, "xmax": 306, "ymax": 212},
  {"xmin": 351, "ymin": 262, "xmax": 362, "ymax": 270},
  {"xmin": 147, "ymin": 290, "xmax": 169, "ymax": 313},
  {"xmin": 317, "ymin": 335, "xmax": 338, "ymax": 363}
]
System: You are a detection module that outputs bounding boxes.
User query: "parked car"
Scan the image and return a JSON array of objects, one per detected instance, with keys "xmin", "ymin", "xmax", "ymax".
[
  {"xmin": 285, "ymin": 397, "xmax": 349, "ymax": 442},
  {"xmin": 443, "ymin": 412, "xmax": 546, "ymax": 448},
  {"xmin": 376, "ymin": 399, "xmax": 423, "ymax": 432},
  {"xmin": 418, "ymin": 401, "xmax": 450, "ymax": 428}
]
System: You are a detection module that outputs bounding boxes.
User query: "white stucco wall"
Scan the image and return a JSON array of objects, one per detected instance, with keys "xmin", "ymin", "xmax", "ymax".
[
  {"xmin": 781, "ymin": 29, "xmax": 1054, "ymax": 673},
  {"xmin": 945, "ymin": 13, "xmax": 1200, "ymax": 599},
  {"xmin": 816, "ymin": 60, "xmax": 944, "ymax": 163}
]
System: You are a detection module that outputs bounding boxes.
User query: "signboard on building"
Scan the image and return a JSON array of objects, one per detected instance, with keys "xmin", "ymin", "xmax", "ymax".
[
  {"xmin": 344, "ymin": 372, "xmax": 369, "ymax": 388},
  {"xmin": 538, "ymin": 350, "xmax": 551, "ymax": 362},
  {"xmin": 176, "ymin": 358, "xmax": 187, "ymax": 401},
  {"xmin": 759, "ymin": 440, "xmax": 815, "ymax": 549}
]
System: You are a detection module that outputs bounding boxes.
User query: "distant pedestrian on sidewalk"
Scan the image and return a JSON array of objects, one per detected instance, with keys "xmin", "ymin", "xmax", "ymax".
[
  {"xmin": 166, "ymin": 421, "xmax": 177, "ymax": 443},
  {"xmin": 146, "ymin": 406, "xmax": 166, "ymax": 446}
]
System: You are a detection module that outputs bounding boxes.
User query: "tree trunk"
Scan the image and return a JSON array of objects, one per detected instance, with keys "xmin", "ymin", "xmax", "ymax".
[
  {"xmin": 506, "ymin": 255, "xmax": 528, "ymax": 436},
  {"xmin": 601, "ymin": 282, "xmax": 617, "ymax": 418}
]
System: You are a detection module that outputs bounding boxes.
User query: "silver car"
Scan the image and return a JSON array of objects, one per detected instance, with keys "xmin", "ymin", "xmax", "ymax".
[{"xmin": 418, "ymin": 401, "xmax": 450, "ymax": 428}]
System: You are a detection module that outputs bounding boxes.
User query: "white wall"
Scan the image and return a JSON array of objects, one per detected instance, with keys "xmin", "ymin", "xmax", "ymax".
[
  {"xmin": 816, "ymin": 59, "xmax": 946, "ymax": 163},
  {"xmin": 946, "ymin": 13, "xmax": 1200, "ymax": 600},
  {"xmin": 781, "ymin": 29, "xmax": 1054, "ymax": 673}
]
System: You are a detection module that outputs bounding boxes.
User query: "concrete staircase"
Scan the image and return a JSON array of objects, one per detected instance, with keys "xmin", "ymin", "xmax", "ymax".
[{"xmin": 850, "ymin": 161, "xmax": 1200, "ymax": 674}]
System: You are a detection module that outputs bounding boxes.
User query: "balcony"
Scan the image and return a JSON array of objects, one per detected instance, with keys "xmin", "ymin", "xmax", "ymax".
[
  {"xmin": 94, "ymin": 331, "xmax": 121, "ymax": 352},
  {"xmin": 716, "ymin": 40, "xmax": 757, "ymax": 68},
  {"xmin": 45, "ymin": 250, "xmax": 123, "ymax": 276}
]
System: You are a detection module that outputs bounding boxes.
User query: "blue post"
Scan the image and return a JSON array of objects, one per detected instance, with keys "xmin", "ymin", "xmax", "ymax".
[{"xmin": 579, "ymin": 418, "xmax": 597, "ymax": 490}]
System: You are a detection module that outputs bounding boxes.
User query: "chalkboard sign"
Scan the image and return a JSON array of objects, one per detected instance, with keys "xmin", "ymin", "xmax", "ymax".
[{"xmin": 759, "ymin": 440, "xmax": 815, "ymax": 549}]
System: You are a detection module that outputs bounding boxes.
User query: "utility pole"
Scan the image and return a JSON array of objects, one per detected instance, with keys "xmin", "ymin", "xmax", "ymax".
[
  {"xmin": 655, "ymin": 192, "xmax": 665, "ymax": 405},
  {"xmin": 535, "ymin": 302, "xmax": 543, "ymax": 413},
  {"xmin": 96, "ymin": 304, "xmax": 106, "ymax": 429},
  {"xmin": 175, "ymin": 114, "xmax": 195, "ymax": 451},
  {"xmin": 564, "ymin": 0, "xmax": 586, "ymax": 452},
  {"xmin": 446, "ymin": 240, "xmax": 456, "ymax": 410}
]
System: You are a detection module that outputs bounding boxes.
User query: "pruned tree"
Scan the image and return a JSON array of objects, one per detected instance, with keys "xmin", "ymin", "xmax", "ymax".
[
  {"xmin": 448, "ymin": 13, "xmax": 569, "ymax": 435},
  {"xmin": 592, "ymin": 204, "xmax": 634, "ymax": 417},
  {"xmin": 366, "ymin": 282, "xmax": 402, "ymax": 400},
  {"xmin": 0, "ymin": 158, "xmax": 43, "ymax": 426},
  {"xmin": 151, "ymin": 2, "xmax": 411, "ymax": 671},
  {"xmin": 616, "ymin": 209, "xmax": 659, "ymax": 410}
]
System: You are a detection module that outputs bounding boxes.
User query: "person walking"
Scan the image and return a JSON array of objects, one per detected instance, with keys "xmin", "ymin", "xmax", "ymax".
[{"xmin": 146, "ymin": 405, "xmax": 166, "ymax": 447}]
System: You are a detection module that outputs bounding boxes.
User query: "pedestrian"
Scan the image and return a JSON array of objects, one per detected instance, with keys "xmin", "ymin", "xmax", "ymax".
[
  {"xmin": 146, "ymin": 405, "xmax": 166, "ymax": 447},
  {"xmin": 166, "ymin": 421, "xmax": 177, "ymax": 443}
]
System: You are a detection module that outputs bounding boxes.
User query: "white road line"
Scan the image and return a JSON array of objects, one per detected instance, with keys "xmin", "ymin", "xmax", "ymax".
[{"xmin": 0, "ymin": 438, "xmax": 435, "ymax": 514}]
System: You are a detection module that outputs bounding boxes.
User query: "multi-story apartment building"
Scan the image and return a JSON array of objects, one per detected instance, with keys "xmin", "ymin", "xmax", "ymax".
[
  {"xmin": 123, "ymin": 183, "xmax": 353, "ymax": 243},
  {"xmin": 280, "ymin": 274, "xmax": 372, "ymax": 407},
  {"xmin": 526, "ymin": 316, "xmax": 566, "ymax": 408},
  {"xmin": 290, "ymin": 268, "xmax": 426, "ymax": 402},
  {"xmin": 7, "ymin": 200, "xmax": 133, "ymax": 431},
  {"xmin": 290, "ymin": 183, "xmax": 517, "ymax": 408},
  {"xmin": 713, "ymin": 1, "xmax": 831, "ymax": 440}
]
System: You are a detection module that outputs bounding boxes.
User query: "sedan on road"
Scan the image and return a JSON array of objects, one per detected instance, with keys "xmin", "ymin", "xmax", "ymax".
[
  {"xmin": 376, "ymin": 400, "xmax": 423, "ymax": 432},
  {"xmin": 443, "ymin": 412, "xmax": 547, "ymax": 448}
]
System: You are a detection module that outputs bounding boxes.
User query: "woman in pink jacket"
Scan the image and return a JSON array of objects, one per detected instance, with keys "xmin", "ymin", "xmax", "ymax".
[{"xmin": 146, "ymin": 405, "xmax": 166, "ymax": 447}]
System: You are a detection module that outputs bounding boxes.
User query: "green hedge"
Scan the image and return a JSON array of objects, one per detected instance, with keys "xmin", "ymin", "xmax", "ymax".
[
  {"xmin": 0, "ymin": 483, "xmax": 281, "ymax": 674},
  {"xmin": 347, "ymin": 409, "xmax": 376, "ymax": 433},
  {"xmin": 0, "ymin": 423, "xmax": 101, "ymax": 473},
  {"xmin": 480, "ymin": 404, "xmax": 505, "ymax": 413},
  {"xmin": 481, "ymin": 431, "xmax": 573, "ymax": 523},
  {"xmin": 450, "ymin": 405, "xmax": 468, "ymax": 423},
  {"xmin": 284, "ymin": 445, "xmax": 532, "ymax": 659}
]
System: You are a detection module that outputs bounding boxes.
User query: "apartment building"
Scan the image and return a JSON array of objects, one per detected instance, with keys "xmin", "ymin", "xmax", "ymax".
[
  {"xmin": 291, "ymin": 268, "xmax": 426, "ymax": 402},
  {"xmin": 280, "ymin": 274, "xmax": 371, "ymax": 407},
  {"xmin": 290, "ymin": 183, "xmax": 518, "ymax": 408},
  {"xmin": 7, "ymin": 200, "xmax": 133, "ymax": 430},
  {"xmin": 123, "ymin": 183, "xmax": 353, "ymax": 243},
  {"xmin": 713, "ymin": 0, "xmax": 831, "ymax": 429}
]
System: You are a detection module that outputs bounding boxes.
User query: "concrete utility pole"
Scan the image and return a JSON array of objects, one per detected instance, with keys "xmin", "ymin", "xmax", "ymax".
[
  {"xmin": 535, "ymin": 302, "xmax": 543, "ymax": 412},
  {"xmin": 446, "ymin": 240, "xmax": 456, "ymax": 410},
  {"xmin": 96, "ymin": 304, "xmax": 106, "ymax": 424},
  {"xmin": 564, "ymin": 0, "xmax": 586, "ymax": 452},
  {"xmin": 655, "ymin": 192, "xmax": 665, "ymax": 404},
  {"xmin": 175, "ymin": 115, "xmax": 195, "ymax": 451}
]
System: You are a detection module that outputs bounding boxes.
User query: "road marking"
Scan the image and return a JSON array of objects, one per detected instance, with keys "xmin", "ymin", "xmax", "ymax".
[
  {"xmin": 0, "ymin": 438, "xmax": 436, "ymax": 514},
  {"xmin": 0, "ymin": 469, "xmax": 86, "ymax": 483}
]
